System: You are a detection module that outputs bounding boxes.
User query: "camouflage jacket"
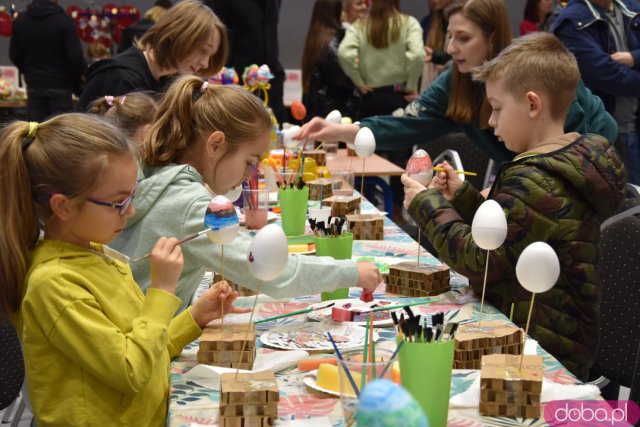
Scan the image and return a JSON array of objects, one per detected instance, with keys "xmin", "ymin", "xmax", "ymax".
[{"xmin": 408, "ymin": 133, "xmax": 627, "ymax": 381}]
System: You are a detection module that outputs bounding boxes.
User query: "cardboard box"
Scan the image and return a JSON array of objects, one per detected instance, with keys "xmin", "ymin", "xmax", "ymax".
[
  {"xmin": 346, "ymin": 213, "xmax": 384, "ymax": 240},
  {"xmin": 197, "ymin": 323, "xmax": 256, "ymax": 370},
  {"xmin": 220, "ymin": 371, "xmax": 279, "ymax": 427},
  {"xmin": 453, "ymin": 321, "xmax": 524, "ymax": 369},
  {"xmin": 386, "ymin": 262, "xmax": 450, "ymax": 297}
]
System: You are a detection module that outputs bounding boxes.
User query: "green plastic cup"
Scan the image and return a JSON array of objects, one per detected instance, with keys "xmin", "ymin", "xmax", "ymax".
[
  {"xmin": 278, "ymin": 186, "xmax": 309, "ymax": 236},
  {"xmin": 316, "ymin": 232, "xmax": 353, "ymax": 301},
  {"xmin": 398, "ymin": 339, "xmax": 454, "ymax": 427}
]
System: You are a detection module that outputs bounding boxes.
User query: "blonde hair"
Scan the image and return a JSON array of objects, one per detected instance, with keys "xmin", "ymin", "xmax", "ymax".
[
  {"xmin": 0, "ymin": 114, "xmax": 136, "ymax": 321},
  {"xmin": 143, "ymin": 5, "xmax": 167, "ymax": 21},
  {"xmin": 444, "ymin": 0, "xmax": 512, "ymax": 126},
  {"xmin": 473, "ymin": 32, "xmax": 580, "ymax": 121},
  {"xmin": 88, "ymin": 92, "xmax": 158, "ymax": 139},
  {"xmin": 137, "ymin": 0, "xmax": 228, "ymax": 77},
  {"xmin": 143, "ymin": 75, "xmax": 273, "ymax": 166}
]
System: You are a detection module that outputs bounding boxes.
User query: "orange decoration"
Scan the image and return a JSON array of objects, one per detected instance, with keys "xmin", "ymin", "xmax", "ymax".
[{"xmin": 291, "ymin": 99, "xmax": 307, "ymax": 121}]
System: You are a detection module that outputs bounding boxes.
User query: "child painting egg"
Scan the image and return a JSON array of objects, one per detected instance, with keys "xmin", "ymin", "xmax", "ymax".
[
  {"xmin": 406, "ymin": 149, "xmax": 433, "ymax": 186},
  {"xmin": 204, "ymin": 195, "xmax": 239, "ymax": 245}
]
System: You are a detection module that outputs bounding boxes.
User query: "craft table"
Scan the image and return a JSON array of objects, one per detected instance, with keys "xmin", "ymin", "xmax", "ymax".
[{"xmin": 168, "ymin": 198, "xmax": 605, "ymax": 427}]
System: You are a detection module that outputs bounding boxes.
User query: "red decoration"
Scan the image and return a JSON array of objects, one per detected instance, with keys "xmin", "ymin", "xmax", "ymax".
[
  {"xmin": 0, "ymin": 12, "xmax": 12, "ymax": 37},
  {"xmin": 115, "ymin": 5, "xmax": 139, "ymax": 27},
  {"xmin": 112, "ymin": 23, "xmax": 124, "ymax": 45},
  {"xmin": 102, "ymin": 3, "xmax": 118, "ymax": 19},
  {"xmin": 66, "ymin": 5, "xmax": 81, "ymax": 20},
  {"xmin": 291, "ymin": 99, "xmax": 307, "ymax": 121}
]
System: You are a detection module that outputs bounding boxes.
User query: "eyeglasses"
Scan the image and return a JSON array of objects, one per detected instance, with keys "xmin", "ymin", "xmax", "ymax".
[{"xmin": 86, "ymin": 183, "xmax": 137, "ymax": 216}]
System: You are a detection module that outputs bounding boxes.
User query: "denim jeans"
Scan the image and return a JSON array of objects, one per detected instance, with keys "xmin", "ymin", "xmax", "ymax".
[{"xmin": 616, "ymin": 131, "xmax": 640, "ymax": 185}]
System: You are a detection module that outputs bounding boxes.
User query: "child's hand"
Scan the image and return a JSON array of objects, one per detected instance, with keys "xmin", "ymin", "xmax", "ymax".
[
  {"xmin": 430, "ymin": 161, "xmax": 463, "ymax": 201},
  {"xmin": 150, "ymin": 237, "xmax": 183, "ymax": 294},
  {"xmin": 356, "ymin": 261, "xmax": 382, "ymax": 292},
  {"xmin": 401, "ymin": 173, "xmax": 427, "ymax": 209},
  {"xmin": 189, "ymin": 281, "xmax": 251, "ymax": 328}
]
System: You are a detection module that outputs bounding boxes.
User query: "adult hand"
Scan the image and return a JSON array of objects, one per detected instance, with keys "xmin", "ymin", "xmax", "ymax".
[
  {"xmin": 610, "ymin": 51, "xmax": 634, "ymax": 68},
  {"xmin": 401, "ymin": 173, "xmax": 427, "ymax": 209},
  {"xmin": 430, "ymin": 161, "xmax": 463, "ymax": 201},
  {"xmin": 150, "ymin": 237, "xmax": 183, "ymax": 294},
  {"xmin": 358, "ymin": 84, "xmax": 373, "ymax": 94},
  {"xmin": 404, "ymin": 90, "xmax": 419, "ymax": 103},
  {"xmin": 189, "ymin": 280, "xmax": 251, "ymax": 328},
  {"xmin": 355, "ymin": 261, "xmax": 382, "ymax": 292},
  {"xmin": 425, "ymin": 46, "xmax": 434, "ymax": 63},
  {"xmin": 295, "ymin": 117, "xmax": 360, "ymax": 144}
]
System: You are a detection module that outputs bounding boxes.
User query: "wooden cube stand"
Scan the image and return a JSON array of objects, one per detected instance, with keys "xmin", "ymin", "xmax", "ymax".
[
  {"xmin": 303, "ymin": 149, "xmax": 326, "ymax": 167},
  {"xmin": 197, "ymin": 323, "xmax": 256, "ymax": 369},
  {"xmin": 453, "ymin": 320, "xmax": 524, "ymax": 369},
  {"xmin": 346, "ymin": 213, "xmax": 384, "ymax": 240},
  {"xmin": 479, "ymin": 354, "xmax": 543, "ymax": 418},
  {"xmin": 386, "ymin": 262, "xmax": 450, "ymax": 297},
  {"xmin": 308, "ymin": 179, "xmax": 333, "ymax": 201},
  {"xmin": 220, "ymin": 371, "xmax": 279, "ymax": 427},
  {"xmin": 322, "ymin": 195, "xmax": 361, "ymax": 217}
]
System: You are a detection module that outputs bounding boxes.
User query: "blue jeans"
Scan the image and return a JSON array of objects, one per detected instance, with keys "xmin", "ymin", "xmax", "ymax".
[{"xmin": 616, "ymin": 131, "xmax": 640, "ymax": 185}]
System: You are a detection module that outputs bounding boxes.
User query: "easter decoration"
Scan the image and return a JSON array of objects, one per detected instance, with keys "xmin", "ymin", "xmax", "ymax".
[
  {"xmin": 478, "ymin": 241, "xmax": 556, "ymax": 418},
  {"xmin": 356, "ymin": 379, "xmax": 428, "ymax": 427},
  {"xmin": 242, "ymin": 64, "xmax": 274, "ymax": 106},
  {"xmin": 406, "ymin": 149, "xmax": 433, "ymax": 266},
  {"xmin": 354, "ymin": 127, "xmax": 376, "ymax": 197},
  {"xmin": 210, "ymin": 66, "xmax": 239, "ymax": 86}
]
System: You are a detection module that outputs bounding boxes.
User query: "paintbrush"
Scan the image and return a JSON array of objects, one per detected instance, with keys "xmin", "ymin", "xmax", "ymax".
[{"xmin": 133, "ymin": 228, "xmax": 210, "ymax": 263}]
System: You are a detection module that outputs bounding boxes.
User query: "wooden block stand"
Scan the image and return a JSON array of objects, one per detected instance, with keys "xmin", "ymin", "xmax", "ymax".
[
  {"xmin": 386, "ymin": 261, "xmax": 450, "ymax": 297},
  {"xmin": 214, "ymin": 273, "xmax": 257, "ymax": 297},
  {"xmin": 308, "ymin": 179, "xmax": 333, "ymax": 201},
  {"xmin": 197, "ymin": 323, "xmax": 256, "ymax": 369},
  {"xmin": 479, "ymin": 354, "xmax": 543, "ymax": 418},
  {"xmin": 220, "ymin": 371, "xmax": 279, "ymax": 427},
  {"xmin": 322, "ymin": 195, "xmax": 361, "ymax": 217},
  {"xmin": 346, "ymin": 214, "xmax": 384, "ymax": 240},
  {"xmin": 453, "ymin": 321, "xmax": 524, "ymax": 369},
  {"xmin": 303, "ymin": 150, "xmax": 326, "ymax": 167}
]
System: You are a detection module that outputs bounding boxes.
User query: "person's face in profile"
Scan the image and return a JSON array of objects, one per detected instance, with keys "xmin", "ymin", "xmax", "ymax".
[
  {"xmin": 177, "ymin": 28, "xmax": 221, "ymax": 75},
  {"xmin": 446, "ymin": 11, "xmax": 492, "ymax": 74}
]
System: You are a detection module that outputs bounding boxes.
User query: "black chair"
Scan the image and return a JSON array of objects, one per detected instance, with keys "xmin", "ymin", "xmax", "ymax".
[{"xmin": 590, "ymin": 202, "xmax": 640, "ymax": 406}]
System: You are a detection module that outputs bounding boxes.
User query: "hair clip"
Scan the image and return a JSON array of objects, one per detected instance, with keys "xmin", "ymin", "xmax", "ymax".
[
  {"xmin": 200, "ymin": 81, "xmax": 209, "ymax": 93},
  {"xmin": 105, "ymin": 96, "xmax": 114, "ymax": 106},
  {"xmin": 119, "ymin": 95, "xmax": 126, "ymax": 105}
]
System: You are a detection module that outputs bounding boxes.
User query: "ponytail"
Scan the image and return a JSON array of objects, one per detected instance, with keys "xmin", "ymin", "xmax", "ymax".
[{"xmin": 89, "ymin": 93, "xmax": 158, "ymax": 140}]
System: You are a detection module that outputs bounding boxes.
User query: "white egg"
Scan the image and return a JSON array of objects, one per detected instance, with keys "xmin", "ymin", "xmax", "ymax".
[
  {"xmin": 223, "ymin": 185, "xmax": 243, "ymax": 202},
  {"xmin": 283, "ymin": 125, "xmax": 301, "ymax": 149},
  {"xmin": 325, "ymin": 109, "xmax": 342, "ymax": 124},
  {"xmin": 354, "ymin": 127, "xmax": 376, "ymax": 158},
  {"xmin": 247, "ymin": 223, "xmax": 289, "ymax": 281},
  {"xmin": 516, "ymin": 241, "xmax": 560, "ymax": 293},
  {"xmin": 471, "ymin": 199, "xmax": 507, "ymax": 250}
]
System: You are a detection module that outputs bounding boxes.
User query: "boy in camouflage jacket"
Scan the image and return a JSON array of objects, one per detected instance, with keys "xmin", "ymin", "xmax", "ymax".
[{"xmin": 401, "ymin": 32, "xmax": 627, "ymax": 381}]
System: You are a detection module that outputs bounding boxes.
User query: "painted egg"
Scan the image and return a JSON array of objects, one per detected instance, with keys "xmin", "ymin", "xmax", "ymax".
[
  {"xmin": 325, "ymin": 109, "xmax": 342, "ymax": 124},
  {"xmin": 204, "ymin": 195, "xmax": 239, "ymax": 245},
  {"xmin": 406, "ymin": 149, "xmax": 433, "ymax": 186},
  {"xmin": 516, "ymin": 242, "xmax": 560, "ymax": 293},
  {"xmin": 247, "ymin": 223, "xmax": 288, "ymax": 281},
  {"xmin": 471, "ymin": 199, "xmax": 507, "ymax": 250},
  {"xmin": 291, "ymin": 100, "xmax": 307, "ymax": 121},
  {"xmin": 356, "ymin": 379, "xmax": 429, "ymax": 427},
  {"xmin": 283, "ymin": 125, "xmax": 301, "ymax": 149},
  {"xmin": 354, "ymin": 127, "xmax": 376, "ymax": 158}
]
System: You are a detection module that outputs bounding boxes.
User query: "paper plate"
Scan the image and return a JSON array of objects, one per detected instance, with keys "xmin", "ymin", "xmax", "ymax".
[
  {"xmin": 303, "ymin": 370, "xmax": 340, "ymax": 397},
  {"xmin": 306, "ymin": 299, "xmax": 397, "ymax": 327},
  {"xmin": 260, "ymin": 321, "xmax": 378, "ymax": 351}
]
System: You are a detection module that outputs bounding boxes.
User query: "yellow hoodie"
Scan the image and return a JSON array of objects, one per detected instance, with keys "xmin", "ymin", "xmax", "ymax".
[{"xmin": 18, "ymin": 240, "xmax": 202, "ymax": 426}]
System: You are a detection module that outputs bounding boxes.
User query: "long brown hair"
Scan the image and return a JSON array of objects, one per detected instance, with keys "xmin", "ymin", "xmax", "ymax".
[
  {"xmin": 444, "ymin": 0, "xmax": 512, "ymax": 126},
  {"xmin": 143, "ymin": 76, "xmax": 273, "ymax": 166},
  {"xmin": 137, "ymin": 0, "xmax": 228, "ymax": 77},
  {"xmin": 88, "ymin": 92, "xmax": 158, "ymax": 140},
  {"xmin": 302, "ymin": 0, "xmax": 344, "ymax": 94},
  {"xmin": 426, "ymin": 0, "xmax": 452, "ymax": 51},
  {"xmin": 361, "ymin": 0, "xmax": 402, "ymax": 49},
  {"xmin": 0, "ymin": 114, "xmax": 135, "ymax": 322}
]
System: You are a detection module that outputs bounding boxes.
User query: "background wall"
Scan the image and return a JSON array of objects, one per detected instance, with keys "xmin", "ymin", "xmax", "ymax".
[{"xmin": 0, "ymin": 0, "xmax": 526, "ymax": 77}]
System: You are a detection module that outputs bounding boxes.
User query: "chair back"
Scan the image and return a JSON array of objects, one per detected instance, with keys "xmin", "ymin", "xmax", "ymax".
[{"xmin": 0, "ymin": 321, "xmax": 24, "ymax": 410}]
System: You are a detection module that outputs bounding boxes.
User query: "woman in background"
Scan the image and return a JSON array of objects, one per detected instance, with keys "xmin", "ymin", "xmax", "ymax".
[
  {"xmin": 420, "ymin": 0, "xmax": 453, "ymax": 92},
  {"xmin": 302, "ymin": 0, "xmax": 360, "ymax": 120},
  {"xmin": 341, "ymin": 0, "xmax": 368, "ymax": 27},
  {"xmin": 520, "ymin": 0, "xmax": 554, "ymax": 35}
]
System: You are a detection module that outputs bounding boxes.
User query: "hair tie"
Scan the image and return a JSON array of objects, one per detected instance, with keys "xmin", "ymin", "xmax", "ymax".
[
  {"xmin": 119, "ymin": 96, "xmax": 127, "ymax": 105},
  {"xmin": 105, "ymin": 96, "xmax": 114, "ymax": 106},
  {"xmin": 199, "ymin": 81, "xmax": 209, "ymax": 93},
  {"xmin": 22, "ymin": 122, "xmax": 38, "ymax": 152}
]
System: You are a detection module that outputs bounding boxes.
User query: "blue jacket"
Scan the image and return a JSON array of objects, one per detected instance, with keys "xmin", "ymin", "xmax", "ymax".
[{"xmin": 552, "ymin": 0, "xmax": 640, "ymax": 120}]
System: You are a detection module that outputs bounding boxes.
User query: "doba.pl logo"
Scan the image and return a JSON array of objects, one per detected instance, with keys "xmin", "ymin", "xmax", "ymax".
[{"xmin": 545, "ymin": 400, "xmax": 640, "ymax": 426}]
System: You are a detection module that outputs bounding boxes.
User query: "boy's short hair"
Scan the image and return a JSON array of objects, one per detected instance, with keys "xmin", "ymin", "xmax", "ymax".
[{"xmin": 472, "ymin": 32, "xmax": 580, "ymax": 121}]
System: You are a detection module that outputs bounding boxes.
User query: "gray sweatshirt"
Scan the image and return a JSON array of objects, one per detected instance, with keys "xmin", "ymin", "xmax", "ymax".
[{"xmin": 112, "ymin": 164, "xmax": 359, "ymax": 312}]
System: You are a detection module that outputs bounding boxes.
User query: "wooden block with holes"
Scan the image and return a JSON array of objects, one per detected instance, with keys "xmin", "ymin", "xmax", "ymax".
[
  {"xmin": 197, "ymin": 323, "xmax": 256, "ymax": 370},
  {"xmin": 386, "ymin": 262, "xmax": 450, "ymax": 297},
  {"xmin": 308, "ymin": 179, "xmax": 333, "ymax": 201},
  {"xmin": 479, "ymin": 354, "xmax": 543, "ymax": 418},
  {"xmin": 346, "ymin": 213, "xmax": 384, "ymax": 240},
  {"xmin": 213, "ymin": 273, "xmax": 257, "ymax": 296},
  {"xmin": 303, "ymin": 149, "xmax": 326, "ymax": 167},
  {"xmin": 219, "ymin": 371, "xmax": 279, "ymax": 427},
  {"xmin": 453, "ymin": 321, "xmax": 524, "ymax": 370},
  {"xmin": 322, "ymin": 195, "xmax": 361, "ymax": 217}
]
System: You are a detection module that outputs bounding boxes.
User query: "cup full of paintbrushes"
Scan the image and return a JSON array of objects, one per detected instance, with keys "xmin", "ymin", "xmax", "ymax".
[
  {"xmin": 311, "ymin": 216, "xmax": 352, "ymax": 301},
  {"xmin": 395, "ymin": 309, "xmax": 457, "ymax": 427},
  {"xmin": 278, "ymin": 182, "xmax": 309, "ymax": 236},
  {"xmin": 242, "ymin": 188, "xmax": 270, "ymax": 230}
]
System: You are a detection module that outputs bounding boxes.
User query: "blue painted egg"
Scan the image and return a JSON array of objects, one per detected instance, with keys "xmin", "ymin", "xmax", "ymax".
[{"xmin": 355, "ymin": 379, "xmax": 428, "ymax": 427}]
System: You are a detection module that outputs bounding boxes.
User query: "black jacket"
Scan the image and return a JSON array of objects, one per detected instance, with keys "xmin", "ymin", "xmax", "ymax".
[
  {"xmin": 77, "ymin": 46, "xmax": 167, "ymax": 111},
  {"xmin": 9, "ymin": 0, "xmax": 85, "ymax": 91},
  {"xmin": 117, "ymin": 19, "xmax": 155, "ymax": 54}
]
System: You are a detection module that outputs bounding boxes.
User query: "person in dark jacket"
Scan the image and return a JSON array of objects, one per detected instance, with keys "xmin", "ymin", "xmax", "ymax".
[
  {"xmin": 205, "ymin": 0, "xmax": 286, "ymax": 123},
  {"xmin": 301, "ymin": 0, "xmax": 360, "ymax": 120},
  {"xmin": 9, "ymin": 0, "xmax": 85, "ymax": 121},
  {"xmin": 552, "ymin": 0, "xmax": 640, "ymax": 186},
  {"xmin": 78, "ymin": 0, "xmax": 227, "ymax": 111},
  {"xmin": 403, "ymin": 33, "xmax": 627, "ymax": 381}
]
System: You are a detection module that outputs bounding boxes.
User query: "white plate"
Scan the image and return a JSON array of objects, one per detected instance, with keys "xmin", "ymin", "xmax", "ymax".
[
  {"xmin": 307, "ymin": 299, "xmax": 397, "ymax": 327},
  {"xmin": 260, "ymin": 321, "xmax": 378, "ymax": 351},
  {"xmin": 303, "ymin": 370, "xmax": 340, "ymax": 397}
]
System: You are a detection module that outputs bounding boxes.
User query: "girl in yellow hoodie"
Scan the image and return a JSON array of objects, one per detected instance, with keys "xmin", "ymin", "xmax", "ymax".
[{"xmin": 0, "ymin": 113, "xmax": 248, "ymax": 426}]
